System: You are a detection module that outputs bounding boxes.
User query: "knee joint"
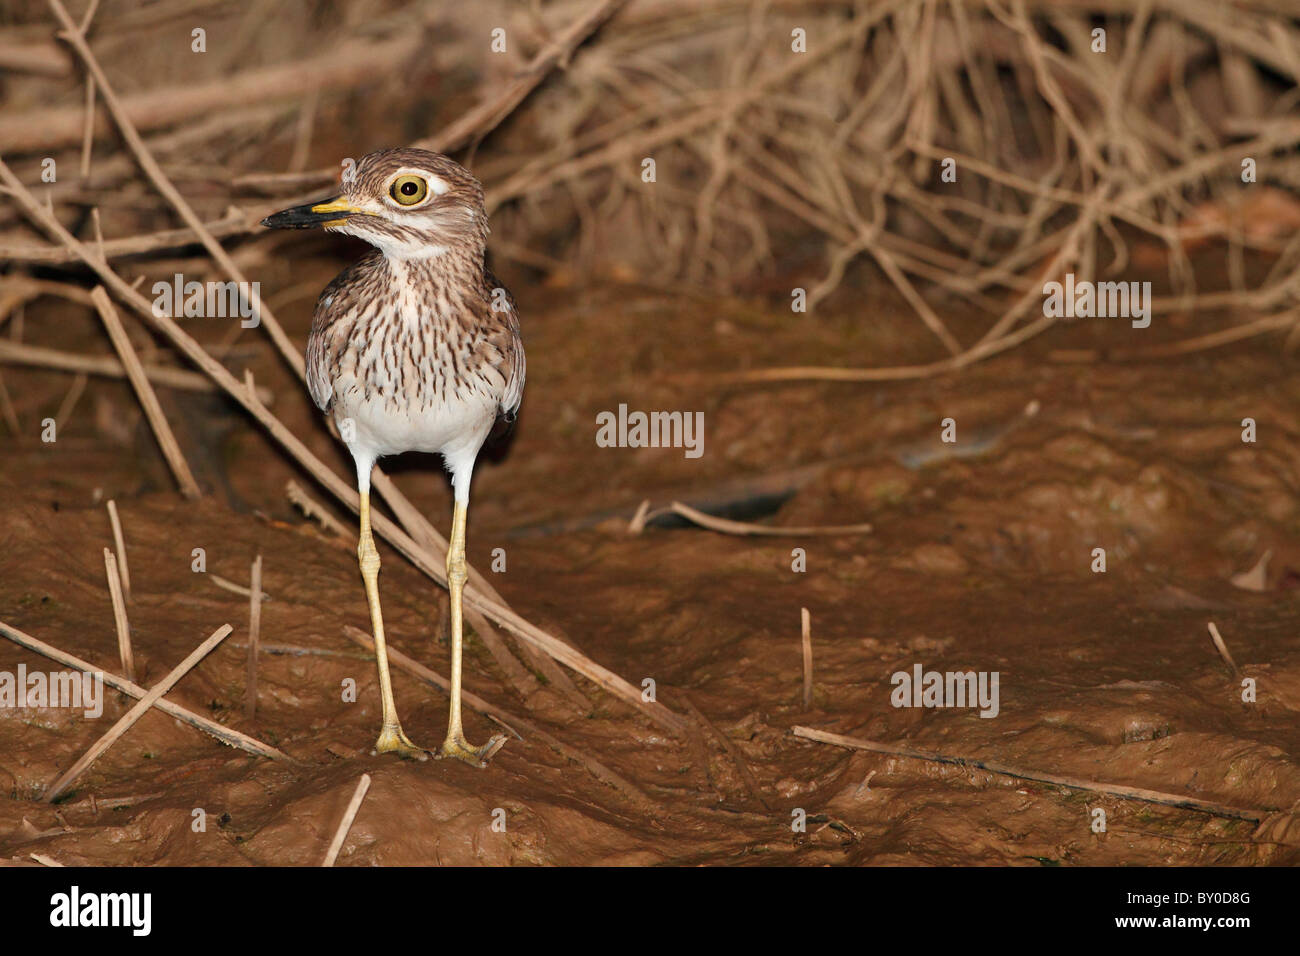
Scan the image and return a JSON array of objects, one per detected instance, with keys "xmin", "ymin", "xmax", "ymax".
[
  {"xmin": 358, "ymin": 534, "xmax": 381, "ymax": 574},
  {"xmin": 446, "ymin": 553, "xmax": 467, "ymax": 588}
]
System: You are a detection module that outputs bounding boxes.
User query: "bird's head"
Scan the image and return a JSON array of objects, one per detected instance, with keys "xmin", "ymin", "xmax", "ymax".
[{"xmin": 261, "ymin": 147, "xmax": 488, "ymax": 260}]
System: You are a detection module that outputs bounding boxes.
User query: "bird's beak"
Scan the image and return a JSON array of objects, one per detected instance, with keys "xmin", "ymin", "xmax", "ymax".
[{"xmin": 260, "ymin": 196, "xmax": 362, "ymax": 230}]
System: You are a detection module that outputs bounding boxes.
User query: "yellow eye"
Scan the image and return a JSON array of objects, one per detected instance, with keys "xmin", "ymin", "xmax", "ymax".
[{"xmin": 389, "ymin": 175, "xmax": 429, "ymax": 206}]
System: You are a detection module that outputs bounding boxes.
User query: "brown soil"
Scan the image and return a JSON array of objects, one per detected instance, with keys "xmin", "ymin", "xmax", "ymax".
[{"xmin": 3, "ymin": 255, "xmax": 1300, "ymax": 866}]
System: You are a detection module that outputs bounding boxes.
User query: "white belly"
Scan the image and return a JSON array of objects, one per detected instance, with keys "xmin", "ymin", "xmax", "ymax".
[{"xmin": 332, "ymin": 376, "xmax": 497, "ymax": 466}]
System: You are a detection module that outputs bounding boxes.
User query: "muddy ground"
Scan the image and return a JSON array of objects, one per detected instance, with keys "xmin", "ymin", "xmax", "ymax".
[{"xmin": 2, "ymin": 247, "xmax": 1300, "ymax": 866}]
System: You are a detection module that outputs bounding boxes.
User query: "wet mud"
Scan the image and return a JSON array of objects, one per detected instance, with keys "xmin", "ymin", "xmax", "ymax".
[{"xmin": 3, "ymin": 259, "xmax": 1300, "ymax": 865}]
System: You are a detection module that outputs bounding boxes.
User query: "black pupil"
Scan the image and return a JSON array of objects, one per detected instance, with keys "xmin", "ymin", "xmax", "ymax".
[{"xmin": 401, "ymin": 181, "xmax": 418, "ymax": 196}]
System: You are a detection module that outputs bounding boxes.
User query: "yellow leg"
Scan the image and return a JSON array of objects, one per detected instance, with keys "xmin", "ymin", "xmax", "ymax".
[
  {"xmin": 439, "ymin": 500, "xmax": 506, "ymax": 768},
  {"xmin": 358, "ymin": 488, "xmax": 428, "ymax": 760}
]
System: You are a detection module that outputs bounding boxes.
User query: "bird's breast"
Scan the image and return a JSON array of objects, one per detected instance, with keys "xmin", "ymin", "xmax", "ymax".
[{"xmin": 322, "ymin": 303, "xmax": 505, "ymax": 459}]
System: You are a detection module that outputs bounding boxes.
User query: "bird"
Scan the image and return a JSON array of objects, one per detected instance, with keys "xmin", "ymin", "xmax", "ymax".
[{"xmin": 261, "ymin": 147, "xmax": 523, "ymax": 768}]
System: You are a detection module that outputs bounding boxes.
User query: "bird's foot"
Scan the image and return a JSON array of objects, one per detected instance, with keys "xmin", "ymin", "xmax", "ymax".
[
  {"xmin": 438, "ymin": 732, "xmax": 507, "ymax": 768},
  {"xmin": 372, "ymin": 725, "xmax": 430, "ymax": 761}
]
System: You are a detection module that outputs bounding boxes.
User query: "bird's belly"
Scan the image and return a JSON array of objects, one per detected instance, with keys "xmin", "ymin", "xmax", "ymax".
[{"xmin": 332, "ymin": 382, "xmax": 497, "ymax": 461}]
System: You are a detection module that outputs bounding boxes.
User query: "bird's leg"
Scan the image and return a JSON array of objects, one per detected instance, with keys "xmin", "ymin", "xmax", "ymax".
[
  {"xmin": 439, "ymin": 500, "xmax": 507, "ymax": 767},
  {"xmin": 358, "ymin": 487, "xmax": 428, "ymax": 760}
]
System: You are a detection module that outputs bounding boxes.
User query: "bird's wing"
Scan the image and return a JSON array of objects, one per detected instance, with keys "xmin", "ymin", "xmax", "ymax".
[
  {"xmin": 484, "ymin": 268, "xmax": 525, "ymax": 421},
  {"xmin": 305, "ymin": 256, "xmax": 375, "ymax": 412}
]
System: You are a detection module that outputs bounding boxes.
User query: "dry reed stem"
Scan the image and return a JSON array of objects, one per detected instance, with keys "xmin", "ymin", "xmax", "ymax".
[
  {"xmin": 45, "ymin": 624, "xmax": 235, "ymax": 802},
  {"xmin": 801, "ymin": 607, "xmax": 813, "ymax": 710},
  {"xmin": 633, "ymin": 500, "xmax": 872, "ymax": 536},
  {"xmin": 413, "ymin": 0, "xmax": 632, "ymax": 155},
  {"xmin": 105, "ymin": 499, "xmax": 130, "ymax": 601},
  {"xmin": 102, "ymin": 547, "xmax": 134, "ymax": 682},
  {"xmin": 0, "ymin": 207, "xmax": 252, "ymax": 263},
  {"xmin": 244, "ymin": 554, "xmax": 262, "ymax": 721},
  {"xmin": 1207, "ymin": 622, "xmax": 1239, "ymax": 674},
  {"xmin": 322, "ymin": 773, "xmax": 370, "ymax": 867},
  {"xmin": 90, "ymin": 286, "xmax": 201, "ymax": 498},
  {"xmin": 681, "ymin": 694, "xmax": 769, "ymax": 811},
  {"xmin": 793, "ymin": 725, "xmax": 1272, "ymax": 822},
  {"xmin": 2, "ymin": 27, "xmax": 424, "ymax": 153},
  {"xmin": 206, "ymin": 572, "xmax": 270, "ymax": 602},
  {"xmin": 52, "ymin": 372, "xmax": 86, "ymax": 434},
  {"xmin": 232, "ymin": 642, "xmax": 369, "ymax": 660},
  {"xmin": 0, "ymin": 372, "xmax": 19, "ymax": 435},
  {"xmin": 285, "ymin": 480, "xmax": 352, "ymax": 541},
  {"xmin": 0, "ymin": 620, "xmax": 288, "ymax": 762},
  {"xmin": 0, "ymin": 339, "xmax": 274, "ymax": 401}
]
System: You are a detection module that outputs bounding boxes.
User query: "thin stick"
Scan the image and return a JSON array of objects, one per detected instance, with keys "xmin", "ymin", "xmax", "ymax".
[
  {"xmin": 231, "ymin": 642, "xmax": 370, "ymax": 660},
  {"xmin": 90, "ymin": 286, "xmax": 201, "ymax": 498},
  {"xmin": 636, "ymin": 500, "xmax": 872, "ymax": 537},
  {"xmin": 0, "ymin": 619, "xmax": 287, "ymax": 762},
  {"xmin": 414, "ymin": 0, "xmax": 631, "ymax": 154},
  {"xmin": 681, "ymin": 694, "xmax": 769, "ymax": 810},
  {"xmin": 1109, "ymin": 308, "xmax": 1300, "ymax": 360},
  {"xmin": 104, "ymin": 500, "xmax": 130, "ymax": 601},
  {"xmin": 244, "ymin": 554, "xmax": 263, "ymax": 720},
  {"xmin": 801, "ymin": 608, "xmax": 813, "ymax": 710},
  {"xmin": 792, "ymin": 726, "xmax": 1272, "ymax": 822},
  {"xmin": 53, "ymin": 372, "xmax": 87, "ymax": 434},
  {"xmin": 208, "ymin": 572, "xmax": 270, "ymax": 602},
  {"xmin": 0, "ymin": 339, "xmax": 274, "ymax": 401},
  {"xmin": 286, "ymin": 480, "xmax": 351, "ymax": 541},
  {"xmin": 1207, "ymin": 622, "xmax": 1240, "ymax": 674},
  {"xmin": 0, "ymin": 208, "xmax": 253, "ymax": 265},
  {"xmin": 464, "ymin": 604, "xmax": 543, "ymax": 702},
  {"xmin": 75, "ymin": 0, "xmax": 99, "ymax": 180},
  {"xmin": 712, "ymin": 315, "xmax": 1057, "ymax": 386},
  {"xmin": 0, "ymin": 371, "xmax": 18, "ymax": 435},
  {"xmin": 45, "ymin": 624, "xmax": 234, "ymax": 802},
  {"xmin": 30, "ymin": 853, "xmax": 64, "ymax": 867},
  {"xmin": 322, "ymin": 773, "xmax": 371, "ymax": 867},
  {"xmin": 102, "ymin": 548, "xmax": 134, "ymax": 682}
]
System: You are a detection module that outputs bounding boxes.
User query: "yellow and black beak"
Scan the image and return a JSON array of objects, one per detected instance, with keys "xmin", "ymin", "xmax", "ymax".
[{"xmin": 260, "ymin": 196, "xmax": 362, "ymax": 230}]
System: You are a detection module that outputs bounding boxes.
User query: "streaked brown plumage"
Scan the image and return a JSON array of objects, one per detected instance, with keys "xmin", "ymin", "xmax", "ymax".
[{"xmin": 262, "ymin": 147, "xmax": 523, "ymax": 766}]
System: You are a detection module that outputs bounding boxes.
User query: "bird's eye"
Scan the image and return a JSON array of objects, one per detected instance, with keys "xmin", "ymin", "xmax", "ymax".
[{"xmin": 389, "ymin": 175, "xmax": 429, "ymax": 206}]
